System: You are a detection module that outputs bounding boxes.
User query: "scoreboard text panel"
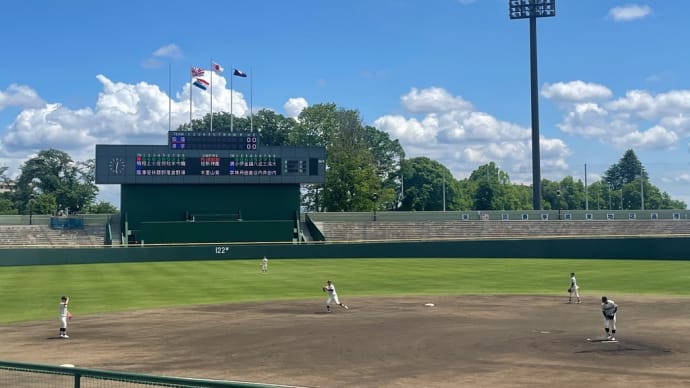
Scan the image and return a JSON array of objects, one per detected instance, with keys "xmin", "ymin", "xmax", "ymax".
[{"xmin": 96, "ymin": 144, "xmax": 326, "ymax": 185}]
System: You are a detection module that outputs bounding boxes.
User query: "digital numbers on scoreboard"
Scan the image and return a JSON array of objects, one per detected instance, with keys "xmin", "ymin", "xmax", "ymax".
[
  {"xmin": 284, "ymin": 159, "xmax": 307, "ymax": 174},
  {"xmin": 169, "ymin": 131, "xmax": 259, "ymax": 150}
]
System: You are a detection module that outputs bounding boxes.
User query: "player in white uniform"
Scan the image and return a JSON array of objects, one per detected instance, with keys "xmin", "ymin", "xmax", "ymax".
[
  {"xmin": 323, "ymin": 280, "xmax": 349, "ymax": 312},
  {"xmin": 59, "ymin": 296, "xmax": 70, "ymax": 338},
  {"xmin": 601, "ymin": 296, "xmax": 618, "ymax": 340},
  {"xmin": 568, "ymin": 272, "xmax": 581, "ymax": 304},
  {"xmin": 261, "ymin": 256, "xmax": 268, "ymax": 273}
]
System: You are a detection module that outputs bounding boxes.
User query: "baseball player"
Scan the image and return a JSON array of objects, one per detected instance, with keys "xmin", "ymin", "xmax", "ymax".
[
  {"xmin": 568, "ymin": 272, "xmax": 581, "ymax": 304},
  {"xmin": 323, "ymin": 280, "xmax": 349, "ymax": 312},
  {"xmin": 58, "ymin": 296, "xmax": 70, "ymax": 338},
  {"xmin": 601, "ymin": 296, "xmax": 618, "ymax": 341},
  {"xmin": 261, "ymin": 256, "xmax": 268, "ymax": 273}
]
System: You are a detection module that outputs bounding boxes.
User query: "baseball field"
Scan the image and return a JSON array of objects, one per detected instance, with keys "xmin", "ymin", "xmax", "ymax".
[{"xmin": 2, "ymin": 258, "xmax": 690, "ymax": 387}]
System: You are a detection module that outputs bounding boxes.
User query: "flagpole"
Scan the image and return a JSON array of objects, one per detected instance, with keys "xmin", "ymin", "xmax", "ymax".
[
  {"xmin": 168, "ymin": 63, "xmax": 172, "ymax": 132},
  {"xmin": 230, "ymin": 63, "xmax": 234, "ymax": 132},
  {"xmin": 210, "ymin": 60, "xmax": 213, "ymax": 131},
  {"xmin": 250, "ymin": 67, "xmax": 253, "ymax": 132},
  {"xmin": 189, "ymin": 66, "xmax": 193, "ymax": 125}
]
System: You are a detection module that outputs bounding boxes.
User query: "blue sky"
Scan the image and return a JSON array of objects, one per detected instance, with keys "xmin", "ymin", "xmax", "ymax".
[{"xmin": 1, "ymin": 0, "xmax": 689, "ymax": 208}]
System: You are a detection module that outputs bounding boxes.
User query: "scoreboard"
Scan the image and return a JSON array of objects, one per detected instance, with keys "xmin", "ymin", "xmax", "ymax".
[{"xmin": 95, "ymin": 132, "xmax": 326, "ymax": 185}]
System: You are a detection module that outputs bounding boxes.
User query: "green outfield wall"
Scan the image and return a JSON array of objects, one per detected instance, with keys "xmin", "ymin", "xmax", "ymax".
[{"xmin": 0, "ymin": 237, "xmax": 687, "ymax": 266}]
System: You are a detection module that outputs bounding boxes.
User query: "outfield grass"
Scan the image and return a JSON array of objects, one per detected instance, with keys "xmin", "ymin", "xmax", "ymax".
[{"xmin": 1, "ymin": 258, "xmax": 689, "ymax": 324}]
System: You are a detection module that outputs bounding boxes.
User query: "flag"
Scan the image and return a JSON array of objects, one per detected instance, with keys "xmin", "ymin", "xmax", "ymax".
[
  {"xmin": 233, "ymin": 68, "xmax": 247, "ymax": 77},
  {"xmin": 191, "ymin": 67, "xmax": 205, "ymax": 77},
  {"xmin": 193, "ymin": 78, "xmax": 209, "ymax": 90},
  {"xmin": 212, "ymin": 62, "xmax": 224, "ymax": 73}
]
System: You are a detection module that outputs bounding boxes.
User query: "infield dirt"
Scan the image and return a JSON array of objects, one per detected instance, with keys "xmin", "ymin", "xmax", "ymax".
[{"xmin": 3, "ymin": 295, "xmax": 690, "ymax": 387}]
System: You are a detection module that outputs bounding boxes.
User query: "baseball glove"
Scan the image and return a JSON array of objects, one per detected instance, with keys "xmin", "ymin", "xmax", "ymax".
[
  {"xmin": 322, "ymin": 287, "xmax": 327, "ymax": 292},
  {"xmin": 567, "ymin": 288, "xmax": 572, "ymax": 293}
]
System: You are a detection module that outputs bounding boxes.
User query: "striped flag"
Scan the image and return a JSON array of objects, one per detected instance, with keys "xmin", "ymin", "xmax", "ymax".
[
  {"xmin": 191, "ymin": 67, "xmax": 205, "ymax": 77},
  {"xmin": 193, "ymin": 78, "xmax": 209, "ymax": 90}
]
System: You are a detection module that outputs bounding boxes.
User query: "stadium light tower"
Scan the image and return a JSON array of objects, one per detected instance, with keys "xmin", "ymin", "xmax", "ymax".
[{"xmin": 509, "ymin": 0, "xmax": 556, "ymax": 210}]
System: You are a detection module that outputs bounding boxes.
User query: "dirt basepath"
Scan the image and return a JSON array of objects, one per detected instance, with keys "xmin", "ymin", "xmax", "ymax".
[{"xmin": 3, "ymin": 295, "xmax": 690, "ymax": 387}]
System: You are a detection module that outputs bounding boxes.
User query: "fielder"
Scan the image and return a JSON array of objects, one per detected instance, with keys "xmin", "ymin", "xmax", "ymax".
[
  {"xmin": 323, "ymin": 280, "xmax": 349, "ymax": 312},
  {"xmin": 261, "ymin": 256, "xmax": 268, "ymax": 273},
  {"xmin": 601, "ymin": 296, "xmax": 618, "ymax": 341},
  {"xmin": 568, "ymin": 272, "xmax": 581, "ymax": 304},
  {"xmin": 58, "ymin": 296, "xmax": 71, "ymax": 339}
]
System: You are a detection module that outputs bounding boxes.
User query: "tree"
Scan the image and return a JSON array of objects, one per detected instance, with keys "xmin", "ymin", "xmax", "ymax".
[
  {"xmin": 0, "ymin": 166, "xmax": 17, "ymax": 214},
  {"xmin": 603, "ymin": 149, "xmax": 647, "ymax": 191},
  {"xmin": 290, "ymin": 103, "xmax": 342, "ymax": 147},
  {"xmin": 85, "ymin": 201, "xmax": 119, "ymax": 214},
  {"xmin": 363, "ymin": 125, "xmax": 405, "ymax": 210},
  {"xmin": 320, "ymin": 109, "xmax": 382, "ymax": 211},
  {"xmin": 178, "ymin": 112, "xmax": 238, "ymax": 132},
  {"xmin": 400, "ymin": 157, "xmax": 459, "ymax": 211},
  {"xmin": 601, "ymin": 149, "xmax": 685, "ymax": 210},
  {"xmin": 467, "ymin": 162, "xmax": 521, "ymax": 210},
  {"xmin": 177, "ymin": 110, "xmax": 297, "ymax": 147},
  {"xmin": 253, "ymin": 109, "xmax": 296, "ymax": 146},
  {"xmin": 15, "ymin": 149, "xmax": 98, "ymax": 215}
]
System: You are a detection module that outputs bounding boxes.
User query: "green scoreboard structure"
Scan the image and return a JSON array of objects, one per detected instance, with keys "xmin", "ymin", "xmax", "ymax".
[{"xmin": 96, "ymin": 131, "xmax": 326, "ymax": 245}]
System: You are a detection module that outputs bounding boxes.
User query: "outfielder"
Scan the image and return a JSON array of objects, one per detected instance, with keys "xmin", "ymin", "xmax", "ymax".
[
  {"xmin": 261, "ymin": 256, "xmax": 268, "ymax": 273},
  {"xmin": 58, "ymin": 296, "xmax": 71, "ymax": 339},
  {"xmin": 601, "ymin": 296, "xmax": 618, "ymax": 341},
  {"xmin": 568, "ymin": 272, "xmax": 581, "ymax": 304},
  {"xmin": 323, "ymin": 280, "xmax": 349, "ymax": 312}
]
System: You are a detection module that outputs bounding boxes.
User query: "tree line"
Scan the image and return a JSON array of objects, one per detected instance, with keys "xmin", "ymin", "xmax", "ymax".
[{"xmin": 0, "ymin": 103, "xmax": 685, "ymax": 215}]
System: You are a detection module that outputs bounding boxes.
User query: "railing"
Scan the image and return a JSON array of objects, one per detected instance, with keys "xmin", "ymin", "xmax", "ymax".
[
  {"xmin": 306, "ymin": 210, "xmax": 690, "ymax": 222},
  {"xmin": 0, "ymin": 360, "xmax": 289, "ymax": 388}
]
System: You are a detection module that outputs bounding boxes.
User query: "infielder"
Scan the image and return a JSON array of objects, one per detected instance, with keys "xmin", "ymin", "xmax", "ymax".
[
  {"xmin": 58, "ymin": 296, "xmax": 71, "ymax": 338},
  {"xmin": 601, "ymin": 296, "xmax": 618, "ymax": 341},
  {"xmin": 568, "ymin": 272, "xmax": 581, "ymax": 304},
  {"xmin": 261, "ymin": 256, "xmax": 268, "ymax": 273},
  {"xmin": 323, "ymin": 280, "xmax": 349, "ymax": 312}
]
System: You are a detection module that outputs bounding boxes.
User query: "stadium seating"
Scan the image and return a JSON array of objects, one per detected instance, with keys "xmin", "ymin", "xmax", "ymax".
[{"xmin": 0, "ymin": 225, "xmax": 105, "ymax": 247}]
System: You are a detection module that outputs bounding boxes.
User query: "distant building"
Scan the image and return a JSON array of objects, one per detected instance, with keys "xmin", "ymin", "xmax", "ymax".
[{"xmin": 0, "ymin": 181, "xmax": 16, "ymax": 194}]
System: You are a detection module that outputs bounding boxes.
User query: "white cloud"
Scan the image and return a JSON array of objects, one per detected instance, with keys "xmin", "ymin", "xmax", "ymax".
[
  {"xmin": 284, "ymin": 97, "xmax": 308, "ymax": 119},
  {"xmin": 153, "ymin": 44, "xmax": 183, "ymax": 59},
  {"xmin": 606, "ymin": 90, "xmax": 690, "ymax": 123},
  {"xmin": 610, "ymin": 125, "xmax": 679, "ymax": 150},
  {"xmin": 550, "ymin": 83, "xmax": 690, "ymax": 150},
  {"xmin": 401, "ymin": 87, "xmax": 473, "ymax": 114},
  {"xmin": 0, "ymin": 84, "xmax": 45, "ymax": 111},
  {"xmin": 0, "ymin": 73, "xmax": 249, "ymax": 169},
  {"xmin": 558, "ymin": 102, "xmax": 611, "ymax": 138},
  {"xmin": 142, "ymin": 44, "xmax": 184, "ymax": 69},
  {"xmin": 542, "ymin": 81, "xmax": 613, "ymax": 102},
  {"xmin": 376, "ymin": 87, "xmax": 570, "ymax": 184},
  {"xmin": 609, "ymin": 4, "xmax": 652, "ymax": 22},
  {"xmin": 374, "ymin": 115, "xmax": 438, "ymax": 144},
  {"xmin": 666, "ymin": 172, "xmax": 690, "ymax": 184}
]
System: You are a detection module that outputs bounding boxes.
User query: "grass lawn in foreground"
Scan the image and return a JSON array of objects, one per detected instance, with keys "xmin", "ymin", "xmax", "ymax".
[{"xmin": 1, "ymin": 258, "xmax": 688, "ymax": 324}]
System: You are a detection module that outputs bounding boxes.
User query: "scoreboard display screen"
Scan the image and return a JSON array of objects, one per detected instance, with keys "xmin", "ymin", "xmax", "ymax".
[
  {"xmin": 96, "ymin": 131, "xmax": 325, "ymax": 185},
  {"xmin": 169, "ymin": 131, "xmax": 259, "ymax": 150}
]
